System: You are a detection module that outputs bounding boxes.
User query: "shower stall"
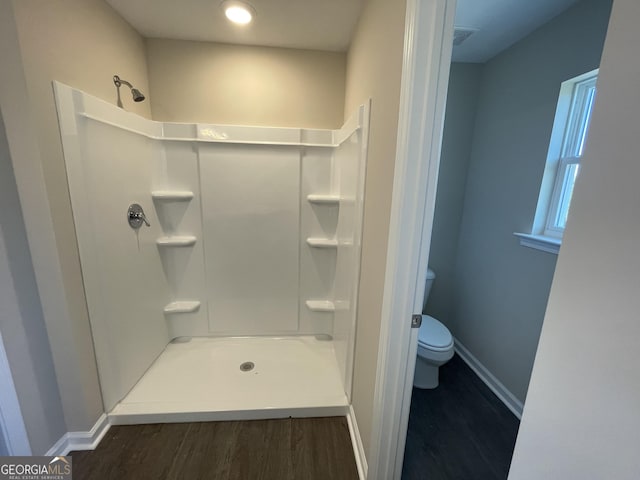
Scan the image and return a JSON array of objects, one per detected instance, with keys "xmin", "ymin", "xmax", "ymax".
[{"xmin": 54, "ymin": 82, "xmax": 369, "ymax": 424}]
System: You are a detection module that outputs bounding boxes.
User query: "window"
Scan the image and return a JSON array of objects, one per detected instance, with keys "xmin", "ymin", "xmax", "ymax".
[
  {"xmin": 543, "ymin": 72, "xmax": 597, "ymax": 237},
  {"xmin": 517, "ymin": 69, "xmax": 598, "ymax": 253}
]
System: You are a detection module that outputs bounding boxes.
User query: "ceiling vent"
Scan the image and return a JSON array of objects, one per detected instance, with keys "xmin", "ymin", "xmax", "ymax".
[{"xmin": 453, "ymin": 27, "xmax": 478, "ymax": 46}]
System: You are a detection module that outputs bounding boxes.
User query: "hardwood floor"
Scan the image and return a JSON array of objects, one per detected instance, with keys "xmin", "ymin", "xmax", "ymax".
[
  {"xmin": 402, "ymin": 354, "xmax": 520, "ymax": 480},
  {"xmin": 70, "ymin": 417, "xmax": 359, "ymax": 480}
]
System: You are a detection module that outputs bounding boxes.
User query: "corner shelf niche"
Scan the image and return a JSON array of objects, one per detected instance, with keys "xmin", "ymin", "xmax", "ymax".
[
  {"xmin": 152, "ymin": 186, "xmax": 200, "ymax": 322},
  {"xmin": 305, "ymin": 300, "xmax": 335, "ymax": 312},
  {"xmin": 151, "ymin": 190, "xmax": 194, "ymax": 201},
  {"xmin": 164, "ymin": 301, "xmax": 201, "ymax": 314},
  {"xmin": 307, "ymin": 194, "xmax": 340, "ymax": 205},
  {"xmin": 306, "ymin": 237, "xmax": 338, "ymax": 248},
  {"xmin": 156, "ymin": 235, "xmax": 197, "ymax": 247}
]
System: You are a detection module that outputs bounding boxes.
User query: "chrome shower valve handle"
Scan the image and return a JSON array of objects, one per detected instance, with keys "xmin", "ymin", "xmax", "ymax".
[{"xmin": 127, "ymin": 203, "xmax": 150, "ymax": 229}]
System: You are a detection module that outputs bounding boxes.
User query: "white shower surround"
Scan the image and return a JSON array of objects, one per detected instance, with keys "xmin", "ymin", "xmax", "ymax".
[{"xmin": 54, "ymin": 82, "xmax": 369, "ymax": 419}]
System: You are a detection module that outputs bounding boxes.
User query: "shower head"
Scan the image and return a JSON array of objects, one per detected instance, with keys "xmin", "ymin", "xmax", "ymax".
[
  {"xmin": 113, "ymin": 75, "xmax": 146, "ymax": 107},
  {"xmin": 131, "ymin": 88, "xmax": 145, "ymax": 102}
]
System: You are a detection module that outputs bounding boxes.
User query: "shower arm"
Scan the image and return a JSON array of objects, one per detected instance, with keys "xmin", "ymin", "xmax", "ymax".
[
  {"xmin": 113, "ymin": 75, "xmax": 132, "ymax": 89},
  {"xmin": 113, "ymin": 74, "xmax": 145, "ymax": 107}
]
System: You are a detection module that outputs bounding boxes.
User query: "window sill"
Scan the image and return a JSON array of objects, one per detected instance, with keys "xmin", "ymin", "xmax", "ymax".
[{"xmin": 513, "ymin": 233, "xmax": 561, "ymax": 255}]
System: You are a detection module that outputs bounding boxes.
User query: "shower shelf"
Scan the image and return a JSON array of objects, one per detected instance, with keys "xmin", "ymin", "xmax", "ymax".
[
  {"xmin": 306, "ymin": 238, "xmax": 338, "ymax": 248},
  {"xmin": 305, "ymin": 300, "xmax": 335, "ymax": 312},
  {"xmin": 307, "ymin": 194, "xmax": 340, "ymax": 205},
  {"xmin": 156, "ymin": 235, "xmax": 197, "ymax": 247},
  {"xmin": 151, "ymin": 190, "xmax": 194, "ymax": 201},
  {"xmin": 163, "ymin": 301, "xmax": 201, "ymax": 314}
]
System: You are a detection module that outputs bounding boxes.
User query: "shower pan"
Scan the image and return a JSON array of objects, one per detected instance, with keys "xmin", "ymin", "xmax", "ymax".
[{"xmin": 53, "ymin": 82, "xmax": 369, "ymax": 425}]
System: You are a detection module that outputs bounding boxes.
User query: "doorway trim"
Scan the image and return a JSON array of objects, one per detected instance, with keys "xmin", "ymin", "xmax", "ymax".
[{"xmin": 367, "ymin": 0, "xmax": 456, "ymax": 478}]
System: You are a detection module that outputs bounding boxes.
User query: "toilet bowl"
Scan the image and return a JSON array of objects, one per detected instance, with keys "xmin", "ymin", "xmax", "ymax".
[
  {"xmin": 413, "ymin": 268, "xmax": 454, "ymax": 389},
  {"xmin": 414, "ymin": 315, "xmax": 454, "ymax": 388}
]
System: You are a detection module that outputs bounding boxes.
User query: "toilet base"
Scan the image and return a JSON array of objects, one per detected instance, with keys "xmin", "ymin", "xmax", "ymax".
[
  {"xmin": 413, "ymin": 345, "xmax": 454, "ymax": 389},
  {"xmin": 413, "ymin": 355, "xmax": 441, "ymax": 389}
]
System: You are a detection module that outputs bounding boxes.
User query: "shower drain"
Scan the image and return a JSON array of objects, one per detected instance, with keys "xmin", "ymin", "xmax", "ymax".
[{"xmin": 240, "ymin": 361, "xmax": 255, "ymax": 372}]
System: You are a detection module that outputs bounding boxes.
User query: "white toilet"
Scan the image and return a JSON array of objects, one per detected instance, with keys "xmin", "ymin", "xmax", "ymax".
[{"xmin": 413, "ymin": 268, "xmax": 454, "ymax": 389}]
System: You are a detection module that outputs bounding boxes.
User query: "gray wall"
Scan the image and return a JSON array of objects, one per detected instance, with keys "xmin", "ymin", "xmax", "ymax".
[
  {"xmin": 427, "ymin": 0, "xmax": 612, "ymax": 403},
  {"xmin": 0, "ymin": 0, "xmax": 152, "ymax": 440},
  {"xmin": 427, "ymin": 63, "xmax": 482, "ymax": 320},
  {"xmin": 0, "ymin": 112, "xmax": 66, "ymax": 454},
  {"xmin": 509, "ymin": 0, "xmax": 640, "ymax": 476}
]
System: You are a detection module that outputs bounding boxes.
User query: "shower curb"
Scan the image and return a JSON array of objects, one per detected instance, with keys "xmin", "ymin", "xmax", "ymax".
[{"xmin": 108, "ymin": 405, "xmax": 349, "ymax": 426}]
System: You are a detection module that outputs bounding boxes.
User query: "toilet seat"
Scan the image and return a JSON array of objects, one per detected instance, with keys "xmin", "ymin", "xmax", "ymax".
[{"xmin": 418, "ymin": 315, "xmax": 453, "ymax": 352}]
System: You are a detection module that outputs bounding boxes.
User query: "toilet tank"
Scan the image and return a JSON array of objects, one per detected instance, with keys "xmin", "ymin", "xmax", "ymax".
[{"xmin": 423, "ymin": 268, "xmax": 436, "ymax": 312}]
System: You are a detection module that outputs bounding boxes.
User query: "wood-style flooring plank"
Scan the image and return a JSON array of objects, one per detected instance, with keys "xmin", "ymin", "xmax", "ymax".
[
  {"xmin": 71, "ymin": 417, "xmax": 357, "ymax": 480},
  {"xmin": 402, "ymin": 354, "xmax": 520, "ymax": 480},
  {"xmin": 226, "ymin": 419, "xmax": 293, "ymax": 480},
  {"xmin": 291, "ymin": 417, "xmax": 359, "ymax": 480},
  {"xmin": 165, "ymin": 421, "xmax": 240, "ymax": 480},
  {"xmin": 73, "ymin": 423, "xmax": 191, "ymax": 480}
]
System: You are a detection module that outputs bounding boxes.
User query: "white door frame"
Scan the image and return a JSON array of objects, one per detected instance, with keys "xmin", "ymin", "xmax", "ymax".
[{"xmin": 367, "ymin": 0, "xmax": 456, "ymax": 478}]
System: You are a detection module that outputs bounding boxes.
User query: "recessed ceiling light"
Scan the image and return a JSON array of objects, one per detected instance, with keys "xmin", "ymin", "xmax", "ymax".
[{"xmin": 222, "ymin": 1, "xmax": 255, "ymax": 25}]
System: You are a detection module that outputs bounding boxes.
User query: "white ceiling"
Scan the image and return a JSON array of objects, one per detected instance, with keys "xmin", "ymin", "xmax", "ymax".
[
  {"xmin": 105, "ymin": 0, "xmax": 366, "ymax": 52},
  {"xmin": 453, "ymin": 0, "xmax": 581, "ymax": 62},
  {"xmin": 106, "ymin": 0, "xmax": 581, "ymax": 60}
]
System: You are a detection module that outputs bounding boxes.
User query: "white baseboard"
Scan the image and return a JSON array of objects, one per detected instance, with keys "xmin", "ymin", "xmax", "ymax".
[
  {"xmin": 46, "ymin": 413, "xmax": 110, "ymax": 456},
  {"xmin": 454, "ymin": 338, "xmax": 524, "ymax": 419},
  {"xmin": 347, "ymin": 404, "xmax": 367, "ymax": 480}
]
